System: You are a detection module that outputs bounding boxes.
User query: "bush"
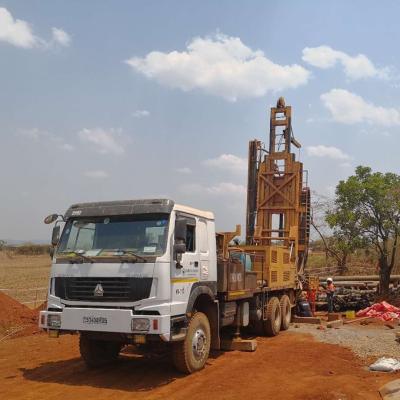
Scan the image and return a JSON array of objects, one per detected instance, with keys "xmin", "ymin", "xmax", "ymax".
[{"xmin": 2, "ymin": 244, "xmax": 51, "ymax": 256}]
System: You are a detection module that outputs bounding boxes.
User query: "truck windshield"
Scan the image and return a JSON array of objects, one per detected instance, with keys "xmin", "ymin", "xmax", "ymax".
[{"xmin": 57, "ymin": 214, "xmax": 169, "ymax": 257}]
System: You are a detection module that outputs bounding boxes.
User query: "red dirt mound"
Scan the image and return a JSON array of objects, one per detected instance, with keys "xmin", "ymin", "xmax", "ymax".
[{"xmin": 0, "ymin": 292, "xmax": 40, "ymax": 339}]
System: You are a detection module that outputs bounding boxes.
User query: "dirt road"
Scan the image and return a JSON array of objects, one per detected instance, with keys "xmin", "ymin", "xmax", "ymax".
[{"xmin": 0, "ymin": 331, "xmax": 396, "ymax": 400}]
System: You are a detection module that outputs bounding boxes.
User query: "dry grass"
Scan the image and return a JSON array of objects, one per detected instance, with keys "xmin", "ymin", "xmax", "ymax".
[
  {"xmin": 307, "ymin": 251, "xmax": 377, "ymax": 276},
  {"xmin": 0, "ymin": 251, "xmax": 51, "ymax": 307}
]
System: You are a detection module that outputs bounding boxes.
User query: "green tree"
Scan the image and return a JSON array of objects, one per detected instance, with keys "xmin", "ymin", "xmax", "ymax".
[{"xmin": 327, "ymin": 166, "xmax": 400, "ymax": 295}]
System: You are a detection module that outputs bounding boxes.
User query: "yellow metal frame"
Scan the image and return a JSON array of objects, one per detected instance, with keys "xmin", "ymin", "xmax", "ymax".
[{"xmin": 228, "ymin": 98, "xmax": 310, "ymax": 290}]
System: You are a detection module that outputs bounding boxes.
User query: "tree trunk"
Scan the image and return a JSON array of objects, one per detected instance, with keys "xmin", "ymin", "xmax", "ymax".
[
  {"xmin": 378, "ymin": 259, "xmax": 391, "ymax": 297},
  {"xmin": 338, "ymin": 254, "xmax": 348, "ymax": 276}
]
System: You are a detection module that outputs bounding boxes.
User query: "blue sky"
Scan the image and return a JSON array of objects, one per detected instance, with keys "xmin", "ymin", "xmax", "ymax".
[{"xmin": 1, "ymin": 1, "xmax": 400, "ymax": 241}]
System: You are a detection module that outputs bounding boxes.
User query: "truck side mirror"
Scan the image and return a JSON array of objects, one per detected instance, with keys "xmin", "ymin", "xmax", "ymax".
[
  {"xmin": 44, "ymin": 214, "xmax": 59, "ymax": 224},
  {"xmin": 174, "ymin": 243, "xmax": 186, "ymax": 254},
  {"xmin": 174, "ymin": 218, "xmax": 187, "ymax": 267},
  {"xmin": 175, "ymin": 218, "xmax": 187, "ymax": 242},
  {"xmin": 51, "ymin": 225, "xmax": 61, "ymax": 247}
]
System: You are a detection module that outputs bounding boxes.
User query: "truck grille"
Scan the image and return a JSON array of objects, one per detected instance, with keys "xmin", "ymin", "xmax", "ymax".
[{"xmin": 54, "ymin": 277, "xmax": 153, "ymax": 302}]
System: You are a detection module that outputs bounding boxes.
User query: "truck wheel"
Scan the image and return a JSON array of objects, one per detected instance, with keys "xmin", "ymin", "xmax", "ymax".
[
  {"xmin": 172, "ymin": 312, "xmax": 211, "ymax": 374},
  {"xmin": 79, "ymin": 334, "xmax": 121, "ymax": 368},
  {"xmin": 280, "ymin": 295, "xmax": 291, "ymax": 331},
  {"xmin": 263, "ymin": 297, "xmax": 281, "ymax": 337}
]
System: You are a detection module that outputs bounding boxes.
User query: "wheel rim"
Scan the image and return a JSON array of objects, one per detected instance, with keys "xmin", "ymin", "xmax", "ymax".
[{"xmin": 192, "ymin": 328, "xmax": 207, "ymax": 360}]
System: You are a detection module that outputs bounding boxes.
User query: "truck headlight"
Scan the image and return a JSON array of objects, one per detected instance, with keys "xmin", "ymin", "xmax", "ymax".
[
  {"xmin": 131, "ymin": 318, "xmax": 150, "ymax": 332},
  {"xmin": 47, "ymin": 314, "xmax": 61, "ymax": 328}
]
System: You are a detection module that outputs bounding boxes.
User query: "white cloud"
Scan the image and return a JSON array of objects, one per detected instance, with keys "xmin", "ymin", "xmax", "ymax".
[
  {"xmin": 203, "ymin": 154, "xmax": 247, "ymax": 173},
  {"xmin": 321, "ymin": 89, "xmax": 400, "ymax": 126},
  {"xmin": 0, "ymin": 7, "xmax": 38, "ymax": 48},
  {"xmin": 175, "ymin": 167, "xmax": 192, "ymax": 174},
  {"xmin": 206, "ymin": 182, "xmax": 246, "ymax": 195},
  {"xmin": 78, "ymin": 128, "xmax": 125, "ymax": 155},
  {"xmin": 132, "ymin": 110, "xmax": 150, "ymax": 118},
  {"xmin": 306, "ymin": 145, "xmax": 351, "ymax": 160},
  {"xmin": 340, "ymin": 162, "xmax": 352, "ymax": 168},
  {"xmin": 181, "ymin": 182, "xmax": 246, "ymax": 196},
  {"xmin": 51, "ymin": 27, "xmax": 71, "ymax": 47},
  {"xmin": 302, "ymin": 46, "xmax": 390, "ymax": 80},
  {"xmin": 0, "ymin": 7, "xmax": 71, "ymax": 50},
  {"xmin": 84, "ymin": 170, "xmax": 109, "ymax": 179},
  {"xmin": 126, "ymin": 33, "xmax": 310, "ymax": 101}
]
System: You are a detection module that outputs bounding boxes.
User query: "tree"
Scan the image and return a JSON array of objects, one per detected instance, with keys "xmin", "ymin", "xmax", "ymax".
[
  {"xmin": 311, "ymin": 192, "xmax": 362, "ymax": 275},
  {"xmin": 327, "ymin": 166, "xmax": 400, "ymax": 295}
]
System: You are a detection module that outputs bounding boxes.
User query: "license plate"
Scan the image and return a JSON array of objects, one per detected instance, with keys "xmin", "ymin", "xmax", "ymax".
[{"xmin": 82, "ymin": 316, "xmax": 108, "ymax": 325}]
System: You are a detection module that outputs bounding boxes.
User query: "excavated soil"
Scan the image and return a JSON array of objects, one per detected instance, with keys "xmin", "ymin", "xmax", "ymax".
[
  {"xmin": 0, "ymin": 292, "xmax": 40, "ymax": 338},
  {"xmin": 0, "ymin": 331, "xmax": 397, "ymax": 400}
]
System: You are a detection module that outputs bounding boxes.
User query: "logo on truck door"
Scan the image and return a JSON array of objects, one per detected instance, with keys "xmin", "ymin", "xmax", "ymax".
[{"xmin": 94, "ymin": 283, "xmax": 104, "ymax": 297}]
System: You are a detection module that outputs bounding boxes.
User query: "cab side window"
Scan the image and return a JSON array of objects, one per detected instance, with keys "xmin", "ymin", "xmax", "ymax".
[{"xmin": 186, "ymin": 224, "xmax": 195, "ymax": 252}]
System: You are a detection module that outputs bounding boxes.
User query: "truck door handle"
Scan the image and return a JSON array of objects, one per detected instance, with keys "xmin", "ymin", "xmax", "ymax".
[{"xmin": 194, "ymin": 261, "xmax": 199, "ymax": 267}]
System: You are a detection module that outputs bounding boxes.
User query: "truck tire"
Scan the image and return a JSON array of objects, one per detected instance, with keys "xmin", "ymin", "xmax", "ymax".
[
  {"xmin": 263, "ymin": 297, "xmax": 281, "ymax": 337},
  {"xmin": 79, "ymin": 334, "xmax": 121, "ymax": 368},
  {"xmin": 172, "ymin": 312, "xmax": 211, "ymax": 374},
  {"xmin": 280, "ymin": 295, "xmax": 291, "ymax": 331}
]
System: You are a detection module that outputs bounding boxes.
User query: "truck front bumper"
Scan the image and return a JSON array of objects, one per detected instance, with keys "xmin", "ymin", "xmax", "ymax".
[{"xmin": 39, "ymin": 308, "xmax": 171, "ymax": 341}]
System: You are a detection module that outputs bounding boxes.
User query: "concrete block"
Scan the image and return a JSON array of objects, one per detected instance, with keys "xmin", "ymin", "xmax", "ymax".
[
  {"xmin": 379, "ymin": 379, "xmax": 400, "ymax": 400},
  {"xmin": 327, "ymin": 313, "xmax": 341, "ymax": 321},
  {"xmin": 220, "ymin": 338, "xmax": 257, "ymax": 352},
  {"xmin": 293, "ymin": 316, "xmax": 321, "ymax": 324},
  {"xmin": 327, "ymin": 320, "xmax": 343, "ymax": 328}
]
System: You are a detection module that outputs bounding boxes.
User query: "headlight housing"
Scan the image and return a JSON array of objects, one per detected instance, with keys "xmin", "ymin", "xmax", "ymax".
[
  {"xmin": 47, "ymin": 314, "xmax": 61, "ymax": 328},
  {"xmin": 131, "ymin": 318, "xmax": 150, "ymax": 332}
]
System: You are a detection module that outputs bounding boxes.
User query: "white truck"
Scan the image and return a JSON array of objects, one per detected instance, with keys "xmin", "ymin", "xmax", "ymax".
[
  {"xmin": 39, "ymin": 98, "xmax": 310, "ymax": 373},
  {"xmin": 40, "ymin": 200, "xmax": 228, "ymax": 373}
]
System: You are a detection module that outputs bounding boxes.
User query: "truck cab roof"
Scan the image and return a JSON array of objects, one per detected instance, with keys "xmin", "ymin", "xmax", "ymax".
[{"xmin": 64, "ymin": 198, "xmax": 214, "ymax": 220}]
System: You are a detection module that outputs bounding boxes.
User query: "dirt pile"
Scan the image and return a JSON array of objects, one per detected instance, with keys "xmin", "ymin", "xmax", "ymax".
[{"xmin": 0, "ymin": 291, "xmax": 40, "ymax": 339}]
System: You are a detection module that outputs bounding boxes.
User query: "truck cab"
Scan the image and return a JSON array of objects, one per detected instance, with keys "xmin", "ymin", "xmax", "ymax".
[{"xmin": 40, "ymin": 199, "xmax": 219, "ymax": 373}]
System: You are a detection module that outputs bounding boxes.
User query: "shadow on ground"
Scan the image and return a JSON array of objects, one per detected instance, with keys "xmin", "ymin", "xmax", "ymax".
[{"xmin": 20, "ymin": 349, "xmax": 223, "ymax": 392}]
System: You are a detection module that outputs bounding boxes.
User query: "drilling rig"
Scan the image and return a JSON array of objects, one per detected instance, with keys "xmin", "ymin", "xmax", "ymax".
[{"xmin": 231, "ymin": 96, "xmax": 311, "ymax": 302}]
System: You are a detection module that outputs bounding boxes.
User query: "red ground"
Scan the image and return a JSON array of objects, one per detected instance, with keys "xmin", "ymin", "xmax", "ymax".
[
  {"xmin": 0, "ymin": 331, "xmax": 397, "ymax": 400},
  {"xmin": 0, "ymin": 291, "xmax": 396, "ymax": 399}
]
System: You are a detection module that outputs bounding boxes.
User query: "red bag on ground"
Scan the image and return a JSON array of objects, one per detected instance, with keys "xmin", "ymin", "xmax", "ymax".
[{"xmin": 356, "ymin": 301, "xmax": 400, "ymax": 321}]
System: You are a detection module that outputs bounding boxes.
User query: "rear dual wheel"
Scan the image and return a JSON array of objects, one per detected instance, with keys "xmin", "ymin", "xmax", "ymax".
[
  {"xmin": 280, "ymin": 295, "xmax": 291, "ymax": 331},
  {"xmin": 263, "ymin": 295, "xmax": 292, "ymax": 336},
  {"xmin": 263, "ymin": 297, "xmax": 281, "ymax": 336}
]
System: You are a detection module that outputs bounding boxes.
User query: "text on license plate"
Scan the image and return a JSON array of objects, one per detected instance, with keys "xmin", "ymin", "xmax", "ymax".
[{"xmin": 82, "ymin": 316, "xmax": 108, "ymax": 325}]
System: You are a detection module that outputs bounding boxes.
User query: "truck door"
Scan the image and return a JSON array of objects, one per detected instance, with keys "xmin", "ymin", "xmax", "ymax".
[
  {"xmin": 198, "ymin": 219, "xmax": 210, "ymax": 281},
  {"xmin": 170, "ymin": 215, "xmax": 200, "ymax": 316}
]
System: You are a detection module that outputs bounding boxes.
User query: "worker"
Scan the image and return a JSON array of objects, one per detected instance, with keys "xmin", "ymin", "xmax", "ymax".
[{"xmin": 326, "ymin": 277, "xmax": 335, "ymax": 313}]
